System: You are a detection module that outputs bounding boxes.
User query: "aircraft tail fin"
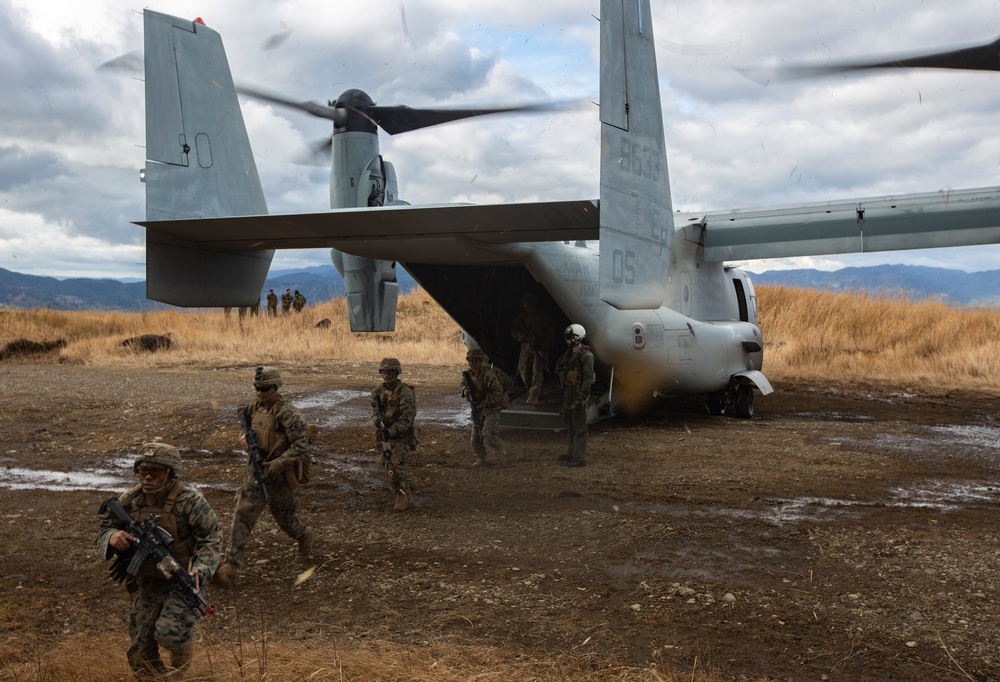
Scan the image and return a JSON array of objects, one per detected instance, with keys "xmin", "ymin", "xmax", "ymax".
[
  {"xmin": 142, "ymin": 10, "xmax": 272, "ymax": 306},
  {"xmin": 598, "ymin": 0, "xmax": 674, "ymax": 310}
]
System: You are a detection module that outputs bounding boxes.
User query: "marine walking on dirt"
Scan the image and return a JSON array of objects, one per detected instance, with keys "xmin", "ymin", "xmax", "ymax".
[
  {"xmin": 371, "ymin": 357, "xmax": 418, "ymax": 511},
  {"xmin": 461, "ymin": 348, "xmax": 507, "ymax": 467},
  {"xmin": 555, "ymin": 323, "xmax": 595, "ymax": 467},
  {"xmin": 213, "ymin": 366, "xmax": 314, "ymax": 588},
  {"xmin": 96, "ymin": 442, "xmax": 222, "ymax": 680}
]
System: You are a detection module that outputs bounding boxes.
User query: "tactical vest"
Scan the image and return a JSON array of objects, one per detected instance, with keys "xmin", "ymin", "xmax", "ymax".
[
  {"xmin": 560, "ymin": 348, "xmax": 590, "ymax": 389},
  {"xmin": 121, "ymin": 481, "xmax": 195, "ymax": 579},
  {"xmin": 251, "ymin": 400, "xmax": 289, "ymax": 460},
  {"xmin": 470, "ymin": 368, "xmax": 508, "ymax": 410},
  {"xmin": 377, "ymin": 382, "xmax": 419, "ymax": 446},
  {"xmin": 377, "ymin": 382, "xmax": 409, "ymax": 426}
]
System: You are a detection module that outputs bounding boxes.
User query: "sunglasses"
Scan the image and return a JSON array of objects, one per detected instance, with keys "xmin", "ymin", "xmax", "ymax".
[{"xmin": 138, "ymin": 467, "xmax": 168, "ymax": 479}]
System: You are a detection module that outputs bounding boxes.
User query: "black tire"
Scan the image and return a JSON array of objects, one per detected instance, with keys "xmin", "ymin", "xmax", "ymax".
[{"xmin": 734, "ymin": 385, "xmax": 755, "ymax": 419}]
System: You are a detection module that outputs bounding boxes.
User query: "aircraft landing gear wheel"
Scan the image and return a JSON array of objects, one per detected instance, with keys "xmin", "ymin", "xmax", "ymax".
[{"xmin": 734, "ymin": 385, "xmax": 755, "ymax": 419}]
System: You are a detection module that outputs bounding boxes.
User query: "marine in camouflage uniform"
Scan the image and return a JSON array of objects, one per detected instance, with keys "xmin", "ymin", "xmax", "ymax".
[
  {"xmin": 96, "ymin": 442, "xmax": 222, "ymax": 680},
  {"xmin": 461, "ymin": 348, "xmax": 506, "ymax": 466},
  {"xmin": 280, "ymin": 289, "xmax": 293, "ymax": 315},
  {"xmin": 371, "ymin": 357, "xmax": 417, "ymax": 511},
  {"xmin": 292, "ymin": 290, "xmax": 306, "ymax": 312},
  {"xmin": 266, "ymin": 289, "xmax": 278, "ymax": 317},
  {"xmin": 555, "ymin": 324, "xmax": 595, "ymax": 467},
  {"xmin": 214, "ymin": 367, "xmax": 313, "ymax": 588},
  {"xmin": 510, "ymin": 294, "xmax": 555, "ymax": 405}
]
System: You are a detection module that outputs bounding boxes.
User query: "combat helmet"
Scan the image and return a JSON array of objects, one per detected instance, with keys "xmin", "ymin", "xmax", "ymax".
[
  {"xmin": 378, "ymin": 357, "xmax": 403, "ymax": 374},
  {"xmin": 564, "ymin": 323, "xmax": 586, "ymax": 343},
  {"xmin": 253, "ymin": 365, "xmax": 283, "ymax": 389},
  {"xmin": 466, "ymin": 348, "xmax": 488, "ymax": 362},
  {"xmin": 132, "ymin": 442, "xmax": 182, "ymax": 478}
]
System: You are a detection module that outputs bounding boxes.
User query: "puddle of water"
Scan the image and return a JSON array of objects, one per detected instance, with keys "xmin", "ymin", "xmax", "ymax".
[
  {"xmin": 1, "ymin": 465, "xmax": 129, "ymax": 492},
  {"xmin": 793, "ymin": 412, "xmax": 875, "ymax": 422},
  {"xmin": 294, "ymin": 389, "xmax": 471, "ymax": 429},
  {"xmin": 889, "ymin": 481, "xmax": 999, "ymax": 507},
  {"xmin": 926, "ymin": 424, "xmax": 1000, "ymax": 450},
  {"xmin": 626, "ymin": 480, "xmax": 998, "ymax": 526}
]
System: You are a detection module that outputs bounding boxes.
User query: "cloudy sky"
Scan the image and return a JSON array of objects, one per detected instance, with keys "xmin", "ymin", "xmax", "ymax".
[{"xmin": 2, "ymin": 0, "xmax": 999, "ymax": 280}]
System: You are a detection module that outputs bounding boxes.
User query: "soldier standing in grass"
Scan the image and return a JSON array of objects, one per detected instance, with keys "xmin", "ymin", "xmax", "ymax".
[
  {"xmin": 556, "ymin": 323, "xmax": 594, "ymax": 467},
  {"xmin": 96, "ymin": 442, "xmax": 222, "ymax": 679},
  {"xmin": 461, "ymin": 348, "xmax": 506, "ymax": 467},
  {"xmin": 371, "ymin": 357, "xmax": 417, "ymax": 511},
  {"xmin": 281, "ymin": 289, "xmax": 293, "ymax": 315},
  {"xmin": 266, "ymin": 289, "xmax": 278, "ymax": 317},
  {"xmin": 214, "ymin": 367, "xmax": 314, "ymax": 588},
  {"xmin": 292, "ymin": 290, "xmax": 306, "ymax": 312}
]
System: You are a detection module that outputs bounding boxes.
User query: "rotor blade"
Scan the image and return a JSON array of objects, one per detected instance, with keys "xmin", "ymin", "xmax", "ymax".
[
  {"xmin": 236, "ymin": 85, "xmax": 346, "ymax": 124},
  {"xmin": 739, "ymin": 35, "xmax": 1000, "ymax": 84},
  {"xmin": 98, "ymin": 49, "xmax": 143, "ymax": 76},
  {"xmin": 292, "ymin": 137, "xmax": 333, "ymax": 166},
  {"xmin": 370, "ymin": 102, "xmax": 578, "ymax": 136}
]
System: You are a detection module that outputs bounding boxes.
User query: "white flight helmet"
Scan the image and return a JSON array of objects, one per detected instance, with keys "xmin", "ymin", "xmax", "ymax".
[{"xmin": 564, "ymin": 324, "xmax": 586, "ymax": 343}]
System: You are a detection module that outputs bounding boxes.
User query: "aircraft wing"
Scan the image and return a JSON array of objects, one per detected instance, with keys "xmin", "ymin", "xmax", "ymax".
[
  {"xmin": 699, "ymin": 186, "xmax": 1000, "ymax": 261},
  {"xmin": 137, "ymin": 199, "xmax": 599, "ymax": 251}
]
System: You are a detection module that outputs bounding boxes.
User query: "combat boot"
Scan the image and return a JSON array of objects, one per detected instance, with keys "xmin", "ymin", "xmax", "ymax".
[
  {"xmin": 393, "ymin": 491, "xmax": 413, "ymax": 512},
  {"xmin": 211, "ymin": 562, "xmax": 238, "ymax": 589},
  {"xmin": 296, "ymin": 527, "xmax": 315, "ymax": 561},
  {"xmin": 471, "ymin": 455, "xmax": 486, "ymax": 467},
  {"xmin": 167, "ymin": 643, "xmax": 193, "ymax": 679}
]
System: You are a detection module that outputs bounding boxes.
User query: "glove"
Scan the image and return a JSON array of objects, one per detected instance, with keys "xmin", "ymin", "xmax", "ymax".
[{"xmin": 265, "ymin": 459, "xmax": 285, "ymax": 478}]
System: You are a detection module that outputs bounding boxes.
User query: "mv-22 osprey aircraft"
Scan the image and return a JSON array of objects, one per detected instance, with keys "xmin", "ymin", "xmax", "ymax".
[{"xmin": 137, "ymin": 1, "xmax": 1000, "ymax": 427}]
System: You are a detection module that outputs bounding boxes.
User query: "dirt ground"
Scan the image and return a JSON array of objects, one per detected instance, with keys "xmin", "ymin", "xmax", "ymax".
[{"xmin": 1, "ymin": 360, "xmax": 998, "ymax": 681}]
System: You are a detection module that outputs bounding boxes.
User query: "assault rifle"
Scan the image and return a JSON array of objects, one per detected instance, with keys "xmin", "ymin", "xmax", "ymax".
[
  {"xmin": 238, "ymin": 408, "xmax": 270, "ymax": 505},
  {"xmin": 461, "ymin": 370, "xmax": 481, "ymax": 425},
  {"xmin": 99, "ymin": 496, "xmax": 216, "ymax": 617},
  {"xmin": 373, "ymin": 397, "xmax": 393, "ymax": 475}
]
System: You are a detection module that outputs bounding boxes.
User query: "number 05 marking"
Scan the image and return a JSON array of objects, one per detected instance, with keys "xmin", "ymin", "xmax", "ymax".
[{"xmin": 612, "ymin": 249, "xmax": 636, "ymax": 285}]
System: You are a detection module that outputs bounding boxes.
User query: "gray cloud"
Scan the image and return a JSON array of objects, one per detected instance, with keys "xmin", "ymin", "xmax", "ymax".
[{"xmin": 2, "ymin": 0, "xmax": 1000, "ymax": 280}]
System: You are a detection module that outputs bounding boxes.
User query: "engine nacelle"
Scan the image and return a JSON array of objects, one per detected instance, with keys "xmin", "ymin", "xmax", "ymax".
[{"xmin": 331, "ymin": 250, "xmax": 398, "ymax": 332}]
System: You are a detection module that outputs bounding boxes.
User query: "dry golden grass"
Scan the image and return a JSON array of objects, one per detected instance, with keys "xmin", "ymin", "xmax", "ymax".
[
  {"xmin": 758, "ymin": 285, "xmax": 1000, "ymax": 390},
  {"xmin": 0, "ymin": 288, "xmax": 467, "ymax": 368},
  {"xmin": 2, "ymin": 285, "xmax": 999, "ymax": 392}
]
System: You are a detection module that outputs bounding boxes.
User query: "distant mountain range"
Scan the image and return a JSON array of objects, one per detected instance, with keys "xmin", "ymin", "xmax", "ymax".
[
  {"xmin": 0, "ymin": 263, "xmax": 995, "ymax": 310},
  {"xmin": 0, "ymin": 265, "xmax": 416, "ymax": 311},
  {"xmin": 746, "ymin": 265, "xmax": 1000, "ymax": 307}
]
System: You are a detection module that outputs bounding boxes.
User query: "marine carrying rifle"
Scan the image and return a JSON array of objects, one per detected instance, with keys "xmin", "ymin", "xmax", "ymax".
[
  {"xmin": 98, "ymin": 496, "xmax": 216, "ymax": 617},
  {"xmin": 238, "ymin": 408, "xmax": 270, "ymax": 505},
  {"xmin": 373, "ymin": 396, "xmax": 394, "ymax": 476},
  {"xmin": 461, "ymin": 370, "xmax": 482, "ymax": 425}
]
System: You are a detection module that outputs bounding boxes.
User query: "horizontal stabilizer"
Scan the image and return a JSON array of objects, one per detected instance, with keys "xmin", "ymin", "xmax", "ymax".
[
  {"xmin": 146, "ymin": 233, "xmax": 272, "ymax": 307},
  {"xmin": 702, "ymin": 186, "xmax": 1000, "ymax": 261},
  {"xmin": 136, "ymin": 200, "xmax": 599, "ymax": 250}
]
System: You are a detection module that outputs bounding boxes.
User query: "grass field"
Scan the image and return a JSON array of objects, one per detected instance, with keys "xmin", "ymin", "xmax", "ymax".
[{"xmin": 2, "ymin": 285, "xmax": 998, "ymax": 392}]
